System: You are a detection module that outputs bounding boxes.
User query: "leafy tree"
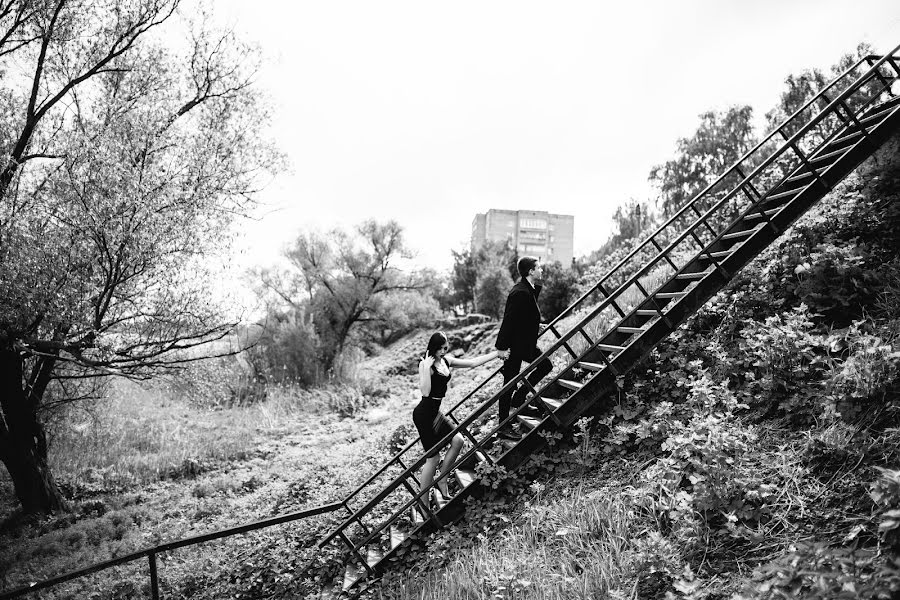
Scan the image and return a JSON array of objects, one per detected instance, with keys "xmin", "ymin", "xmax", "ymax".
[
  {"xmin": 368, "ymin": 290, "xmax": 440, "ymax": 346},
  {"xmin": 475, "ymin": 264, "xmax": 513, "ymax": 319},
  {"xmin": 450, "ymin": 248, "xmax": 477, "ymax": 313},
  {"xmin": 538, "ymin": 261, "xmax": 580, "ymax": 321},
  {"xmin": 649, "ymin": 105, "xmax": 757, "ymax": 219},
  {"xmin": 765, "ymin": 43, "xmax": 875, "ymax": 138},
  {"xmin": 449, "ymin": 240, "xmax": 517, "ymax": 314},
  {"xmin": 0, "ymin": 0, "xmax": 280, "ymax": 513},
  {"xmin": 269, "ymin": 220, "xmax": 433, "ymax": 371}
]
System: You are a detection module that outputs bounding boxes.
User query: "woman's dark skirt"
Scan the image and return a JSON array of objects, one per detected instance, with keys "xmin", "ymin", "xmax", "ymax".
[{"xmin": 413, "ymin": 396, "xmax": 454, "ymax": 454}]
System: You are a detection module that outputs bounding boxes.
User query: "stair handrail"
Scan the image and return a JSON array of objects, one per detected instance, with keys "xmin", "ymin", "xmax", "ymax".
[{"xmin": 0, "ymin": 501, "xmax": 344, "ymax": 600}]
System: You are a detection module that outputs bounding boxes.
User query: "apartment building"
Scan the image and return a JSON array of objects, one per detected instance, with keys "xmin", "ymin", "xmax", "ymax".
[{"xmin": 471, "ymin": 209, "xmax": 574, "ymax": 266}]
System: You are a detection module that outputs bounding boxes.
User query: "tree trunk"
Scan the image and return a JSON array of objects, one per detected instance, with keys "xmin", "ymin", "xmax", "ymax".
[{"xmin": 0, "ymin": 345, "xmax": 68, "ymax": 513}]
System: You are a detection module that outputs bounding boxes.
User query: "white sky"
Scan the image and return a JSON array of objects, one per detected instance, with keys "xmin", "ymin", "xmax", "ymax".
[{"xmin": 220, "ymin": 0, "xmax": 900, "ymax": 273}]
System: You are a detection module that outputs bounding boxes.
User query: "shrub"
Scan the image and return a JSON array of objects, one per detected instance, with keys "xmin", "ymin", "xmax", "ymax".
[
  {"xmin": 744, "ymin": 543, "xmax": 900, "ymax": 600},
  {"xmin": 635, "ymin": 374, "xmax": 775, "ymax": 556},
  {"xmin": 739, "ymin": 304, "xmax": 829, "ymax": 420},
  {"xmin": 788, "ymin": 242, "xmax": 878, "ymax": 325},
  {"xmin": 823, "ymin": 322, "xmax": 899, "ymax": 421},
  {"xmin": 474, "ymin": 265, "xmax": 513, "ymax": 319}
]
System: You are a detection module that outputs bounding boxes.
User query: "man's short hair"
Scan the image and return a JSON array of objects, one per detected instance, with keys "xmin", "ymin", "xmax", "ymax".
[{"xmin": 517, "ymin": 256, "xmax": 538, "ymax": 279}]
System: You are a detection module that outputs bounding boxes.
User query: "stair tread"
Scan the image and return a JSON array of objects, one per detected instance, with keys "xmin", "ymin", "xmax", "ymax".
[
  {"xmin": 596, "ymin": 343, "xmax": 625, "ymax": 352},
  {"xmin": 558, "ymin": 379, "xmax": 583, "ymax": 391},
  {"xmin": 411, "ymin": 505, "xmax": 425, "ymax": 525},
  {"xmin": 540, "ymin": 396, "xmax": 564, "ymax": 410},
  {"xmin": 517, "ymin": 414, "xmax": 542, "ymax": 429},
  {"xmin": 577, "ymin": 361, "xmax": 605, "ymax": 371},
  {"xmin": 617, "ymin": 325, "xmax": 645, "ymax": 334},
  {"xmin": 367, "ymin": 547, "xmax": 383, "ymax": 567},
  {"xmin": 454, "ymin": 468, "xmax": 476, "ymax": 489},
  {"xmin": 743, "ymin": 207, "xmax": 780, "ymax": 221},
  {"xmin": 766, "ymin": 187, "xmax": 800, "ymax": 202},
  {"xmin": 675, "ymin": 270, "xmax": 712, "ymax": 280},
  {"xmin": 721, "ymin": 226, "xmax": 760, "ymax": 241},
  {"xmin": 343, "ymin": 562, "xmax": 365, "ymax": 591},
  {"xmin": 389, "ymin": 526, "xmax": 407, "ymax": 549}
]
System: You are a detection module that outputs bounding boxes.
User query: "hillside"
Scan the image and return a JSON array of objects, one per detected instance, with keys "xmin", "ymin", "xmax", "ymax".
[{"xmin": 2, "ymin": 140, "xmax": 899, "ymax": 599}]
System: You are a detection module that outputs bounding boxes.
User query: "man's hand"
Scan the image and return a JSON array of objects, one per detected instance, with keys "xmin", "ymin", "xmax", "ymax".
[
  {"xmin": 498, "ymin": 349, "xmax": 510, "ymax": 361},
  {"xmin": 539, "ymin": 323, "xmax": 549, "ymax": 334}
]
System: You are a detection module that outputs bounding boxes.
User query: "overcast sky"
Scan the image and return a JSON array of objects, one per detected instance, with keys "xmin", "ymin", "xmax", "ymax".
[{"xmin": 219, "ymin": 1, "xmax": 900, "ymax": 273}]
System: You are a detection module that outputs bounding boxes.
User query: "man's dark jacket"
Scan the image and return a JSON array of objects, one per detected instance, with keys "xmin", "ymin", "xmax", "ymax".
[{"xmin": 495, "ymin": 278, "xmax": 543, "ymax": 357}]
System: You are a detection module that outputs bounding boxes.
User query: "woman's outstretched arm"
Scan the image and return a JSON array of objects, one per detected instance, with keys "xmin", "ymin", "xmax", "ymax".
[{"xmin": 446, "ymin": 350, "xmax": 500, "ymax": 369}]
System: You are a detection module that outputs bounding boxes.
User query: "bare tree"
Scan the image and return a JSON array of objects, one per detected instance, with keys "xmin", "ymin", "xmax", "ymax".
[{"xmin": 0, "ymin": 0, "xmax": 282, "ymax": 513}]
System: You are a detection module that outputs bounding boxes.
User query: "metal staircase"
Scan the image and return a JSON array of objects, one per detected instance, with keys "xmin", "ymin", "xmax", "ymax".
[{"xmin": 315, "ymin": 47, "xmax": 900, "ymax": 596}]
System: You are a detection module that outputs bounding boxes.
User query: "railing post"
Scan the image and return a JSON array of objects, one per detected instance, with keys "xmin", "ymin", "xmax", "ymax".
[{"xmin": 149, "ymin": 553, "xmax": 160, "ymax": 600}]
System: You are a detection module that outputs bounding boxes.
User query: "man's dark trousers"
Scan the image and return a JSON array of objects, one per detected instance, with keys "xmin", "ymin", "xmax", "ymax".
[{"xmin": 498, "ymin": 347, "xmax": 553, "ymax": 421}]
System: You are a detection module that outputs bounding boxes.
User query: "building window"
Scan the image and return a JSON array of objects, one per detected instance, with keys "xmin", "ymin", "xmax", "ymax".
[{"xmin": 520, "ymin": 218, "xmax": 547, "ymax": 229}]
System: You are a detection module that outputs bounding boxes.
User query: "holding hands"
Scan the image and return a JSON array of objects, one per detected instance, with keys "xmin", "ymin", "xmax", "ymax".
[{"xmin": 497, "ymin": 349, "xmax": 510, "ymax": 361}]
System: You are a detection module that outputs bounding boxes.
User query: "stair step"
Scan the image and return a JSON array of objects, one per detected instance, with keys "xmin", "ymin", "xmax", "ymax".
[
  {"xmin": 596, "ymin": 343, "xmax": 625, "ymax": 353},
  {"xmin": 721, "ymin": 226, "xmax": 760, "ymax": 241},
  {"xmin": 765, "ymin": 187, "xmax": 800, "ymax": 203},
  {"xmin": 367, "ymin": 547, "xmax": 383, "ymax": 567},
  {"xmin": 389, "ymin": 526, "xmax": 407, "ymax": 549},
  {"xmin": 635, "ymin": 309, "xmax": 662, "ymax": 317},
  {"xmin": 786, "ymin": 168, "xmax": 816, "ymax": 183},
  {"xmin": 432, "ymin": 488, "xmax": 448, "ymax": 510},
  {"xmin": 704, "ymin": 250, "xmax": 732, "ymax": 260},
  {"xmin": 577, "ymin": 361, "xmax": 605, "ymax": 372},
  {"xmin": 617, "ymin": 325, "xmax": 645, "ymax": 334},
  {"xmin": 517, "ymin": 414, "xmax": 542, "ymax": 430},
  {"xmin": 558, "ymin": 379, "xmax": 583, "ymax": 391},
  {"xmin": 539, "ymin": 396, "xmax": 564, "ymax": 410},
  {"xmin": 342, "ymin": 562, "xmax": 366, "ymax": 591},
  {"xmin": 743, "ymin": 207, "xmax": 781, "ymax": 221},
  {"xmin": 454, "ymin": 468, "xmax": 476, "ymax": 489},
  {"xmin": 808, "ymin": 145, "xmax": 848, "ymax": 168},
  {"xmin": 675, "ymin": 270, "xmax": 712, "ymax": 281},
  {"xmin": 655, "ymin": 291, "xmax": 687, "ymax": 299}
]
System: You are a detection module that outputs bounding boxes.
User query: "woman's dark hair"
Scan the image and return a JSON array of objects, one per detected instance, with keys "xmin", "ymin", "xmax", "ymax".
[
  {"xmin": 425, "ymin": 331, "xmax": 449, "ymax": 358},
  {"xmin": 517, "ymin": 255, "xmax": 538, "ymax": 279}
]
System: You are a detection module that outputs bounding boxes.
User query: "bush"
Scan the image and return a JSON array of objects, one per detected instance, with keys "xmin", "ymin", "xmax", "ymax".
[
  {"xmin": 738, "ymin": 304, "xmax": 829, "ymax": 420},
  {"xmin": 824, "ymin": 322, "xmax": 900, "ymax": 421},
  {"xmin": 788, "ymin": 242, "xmax": 879, "ymax": 325},
  {"xmin": 246, "ymin": 310, "xmax": 322, "ymax": 386},
  {"xmin": 636, "ymin": 374, "xmax": 775, "ymax": 556},
  {"xmin": 475, "ymin": 265, "xmax": 513, "ymax": 319}
]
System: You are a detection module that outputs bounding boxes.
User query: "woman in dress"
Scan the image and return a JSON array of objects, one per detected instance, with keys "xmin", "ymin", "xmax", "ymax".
[{"xmin": 414, "ymin": 331, "xmax": 500, "ymax": 505}]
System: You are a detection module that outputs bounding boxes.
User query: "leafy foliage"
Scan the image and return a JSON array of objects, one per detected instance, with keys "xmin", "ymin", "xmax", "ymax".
[{"xmin": 649, "ymin": 105, "xmax": 757, "ymax": 219}]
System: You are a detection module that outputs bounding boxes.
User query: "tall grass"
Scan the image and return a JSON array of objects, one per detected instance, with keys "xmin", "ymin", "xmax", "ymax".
[
  {"xmin": 47, "ymin": 378, "xmax": 321, "ymax": 488},
  {"xmin": 382, "ymin": 485, "xmax": 639, "ymax": 599}
]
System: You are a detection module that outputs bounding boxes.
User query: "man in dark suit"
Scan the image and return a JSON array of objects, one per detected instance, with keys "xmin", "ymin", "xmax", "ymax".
[{"xmin": 495, "ymin": 256, "xmax": 553, "ymax": 430}]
